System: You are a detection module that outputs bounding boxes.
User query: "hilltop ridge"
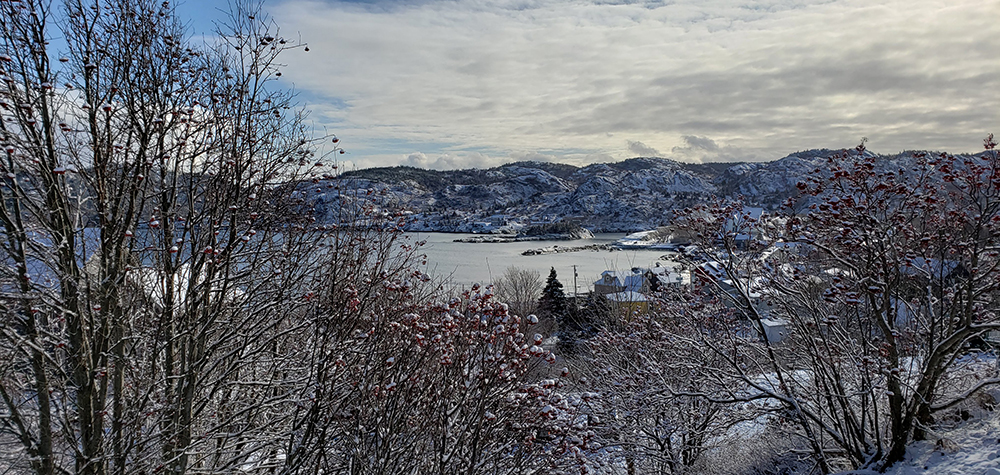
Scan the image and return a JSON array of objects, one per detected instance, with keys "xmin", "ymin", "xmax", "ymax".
[{"xmin": 329, "ymin": 149, "xmax": 930, "ymax": 232}]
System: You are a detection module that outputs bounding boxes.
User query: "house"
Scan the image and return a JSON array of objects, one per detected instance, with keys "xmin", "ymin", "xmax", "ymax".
[
  {"xmin": 643, "ymin": 265, "xmax": 691, "ymax": 291},
  {"xmin": 485, "ymin": 214, "xmax": 512, "ymax": 227},
  {"xmin": 594, "ymin": 271, "xmax": 625, "ymax": 295},
  {"xmin": 900, "ymin": 257, "xmax": 963, "ymax": 280},
  {"xmin": 756, "ymin": 318, "xmax": 790, "ymax": 342},
  {"xmin": 606, "ymin": 290, "xmax": 649, "ymax": 317},
  {"xmin": 692, "ymin": 261, "xmax": 778, "ymax": 319},
  {"xmin": 759, "ymin": 241, "xmax": 814, "ymax": 265},
  {"xmin": 984, "ymin": 330, "xmax": 1000, "ymax": 348},
  {"xmin": 721, "ymin": 207, "xmax": 766, "ymax": 249},
  {"xmin": 693, "ymin": 261, "xmax": 729, "ymax": 288},
  {"xmin": 593, "ymin": 270, "xmax": 645, "ymax": 295}
]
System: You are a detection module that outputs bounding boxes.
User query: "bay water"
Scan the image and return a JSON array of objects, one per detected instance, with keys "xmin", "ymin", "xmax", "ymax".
[{"xmin": 408, "ymin": 232, "xmax": 677, "ymax": 294}]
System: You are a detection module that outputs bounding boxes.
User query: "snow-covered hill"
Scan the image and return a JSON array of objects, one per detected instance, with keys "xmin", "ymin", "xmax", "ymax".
[{"xmin": 322, "ymin": 149, "xmax": 914, "ymax": 232}]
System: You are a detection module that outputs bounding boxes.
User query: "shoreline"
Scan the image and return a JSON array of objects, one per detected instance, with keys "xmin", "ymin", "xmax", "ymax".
[
  {"xmin": 453, "ymin": 230, "xmax": 594, "ymax": 243},
  {"xmin": 521, "ymin": 243, "xmax": 615, "ymax": 256}
]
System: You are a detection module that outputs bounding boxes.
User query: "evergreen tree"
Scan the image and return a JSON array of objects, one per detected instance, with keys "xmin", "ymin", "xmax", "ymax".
[
  {"xmin": 538, "ymin": 267, "xmax": 568, "ymax": 321},
  {"xmin": 648, "ymin": 271, "xmax": 661, "ymax": 294},
  {"xmin": 581, "ymin": 291, "xmax": 615, "ymax": 333}
]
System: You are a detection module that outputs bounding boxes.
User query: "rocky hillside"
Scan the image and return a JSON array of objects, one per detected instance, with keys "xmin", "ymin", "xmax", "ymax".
[{"xmin": 323, "ymin": 149, "xmax": 892, "ymax": 232}]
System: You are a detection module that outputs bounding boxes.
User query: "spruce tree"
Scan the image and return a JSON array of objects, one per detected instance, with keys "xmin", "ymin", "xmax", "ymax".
[
  {"xmin": 582, "ymin": 291, "xmax": 614, "ymax": 333},
  {"xmin": 538, "ymin": 267, "xmax": 568, "ymax": 321}
]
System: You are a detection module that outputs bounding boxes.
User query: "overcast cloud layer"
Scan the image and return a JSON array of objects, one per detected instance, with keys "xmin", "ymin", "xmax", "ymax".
[{"xmin": 262, "ymin": 0, "xmax": 998, "ymax": 169}]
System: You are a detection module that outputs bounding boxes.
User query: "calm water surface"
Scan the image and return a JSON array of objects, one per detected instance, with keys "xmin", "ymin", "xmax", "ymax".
[{"xmin": 408, "ymin": 232, "xmax": 677, "ymax": 293}]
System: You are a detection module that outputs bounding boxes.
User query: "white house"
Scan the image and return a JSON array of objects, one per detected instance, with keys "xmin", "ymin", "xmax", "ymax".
[
  {"xmin": 594, "ymin": 270, "xmax": 646, "ymax": 295},
  {"xmin": 757, "ymin": 318, "xmax": 790, "ymax": 343}
]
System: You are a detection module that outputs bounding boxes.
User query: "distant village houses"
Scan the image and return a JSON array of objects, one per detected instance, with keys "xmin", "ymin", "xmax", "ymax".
[{"xmin": 593, "ymin": 265, "xmax": 691, "ymax": 318}]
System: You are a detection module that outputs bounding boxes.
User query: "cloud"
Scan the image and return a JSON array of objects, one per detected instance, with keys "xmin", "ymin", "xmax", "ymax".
[
  {"xmin": 380, "ymin": 149, "xmax": 611, "ymax": 171},
  {"xmin": 670, "ymin": 135, "xmax": 750, "ymax": 163},
  {"xmin": 402, "ymin": 152, "xmax": 431, "ymax": 168},
  {"xmin": 264, "ymin": 0, "xmax": 999, "ymax": 169},
  {"xmin": 627, "ymin": 140, "xmax": 662, "ymax": 157},
  {"xmin": 674, "ymin": 136, "xmax": 718, "ymax": 152},
  {"xmin": 400, "ymin": 151, "xmax": 524, "ymax": 170},
  {"xmin": 398, "ymin": 149, "xmax": 576, "ymax": 170}
]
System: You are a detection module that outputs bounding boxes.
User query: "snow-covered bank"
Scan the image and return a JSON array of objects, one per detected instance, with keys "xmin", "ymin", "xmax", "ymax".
[
  {"xmin": 836, "ymin": 407, "xmax": 1000, "ymax": 475},
  {"xmin": 614, "ymin": 229, "xmax": 685, "ymax": 250}
]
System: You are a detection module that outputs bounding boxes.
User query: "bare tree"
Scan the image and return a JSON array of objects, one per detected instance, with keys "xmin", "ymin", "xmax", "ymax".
[
  {"xmin": 492, "ymin": 265, "xmax": 541, "ymax": 321},
  {"xmin": 670, "ymin": 139, "xmax": 1000, "ymax": 472},
  {"xmin": 580, "ymin": 304, "xmax": 732, "ymax": 475},
  {"xmin": 0, "ymin": 3, "xmax": 586, "ymax": 474},
  {"xmin": 283, "ymin": 280, "xmax": 582, "ymax": 474},
  {"xmin": 0, "ymin": 0, "xmax": 332, "ymax": 473}
]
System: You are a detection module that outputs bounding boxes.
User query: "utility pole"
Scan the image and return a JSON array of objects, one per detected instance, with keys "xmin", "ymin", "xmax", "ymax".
[{"xmin": 573, "ymin": 264, "xmax": 579, "ymax": 309}]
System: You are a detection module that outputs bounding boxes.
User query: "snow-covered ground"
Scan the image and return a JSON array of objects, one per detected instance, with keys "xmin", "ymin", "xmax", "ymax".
[
  {"xmin": 615, "ymin": 230, "xmax": 657, "ymax": 248},
  {"xmin": 838, "ymin": 395, "xmax": 1000, "ymax": 475}
]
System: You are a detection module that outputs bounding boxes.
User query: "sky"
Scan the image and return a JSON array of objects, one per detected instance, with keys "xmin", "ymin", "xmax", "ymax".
[{"xmin": 178, "ymin": 0, "xmax": 999, "ymax": 170}]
